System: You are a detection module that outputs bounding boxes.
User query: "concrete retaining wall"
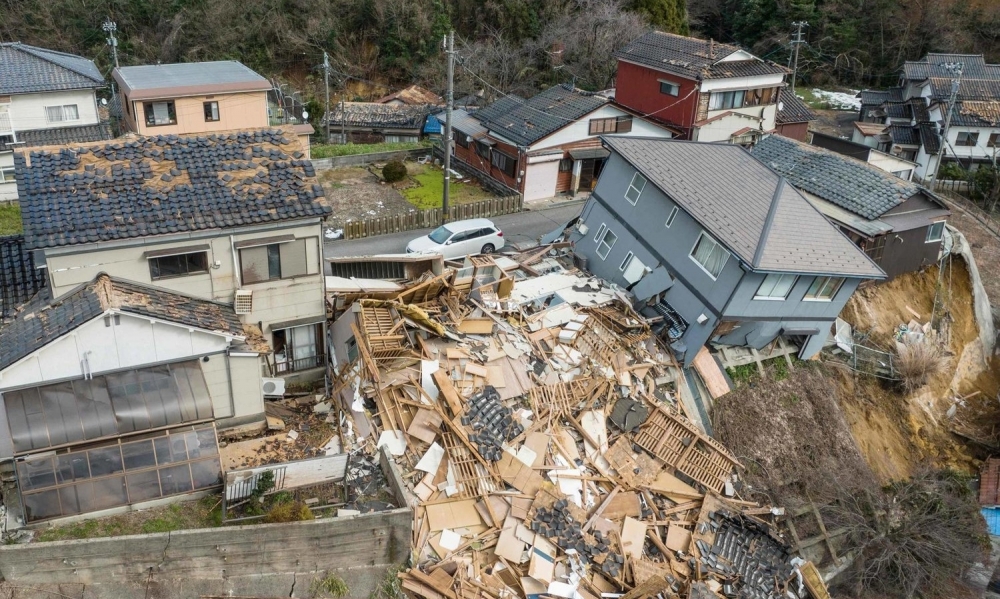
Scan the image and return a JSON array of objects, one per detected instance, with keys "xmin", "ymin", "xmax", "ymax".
[
  {"xmin": 312, "ymin": 147, "xmax": 431, "ymax": 170},
  {"xmin": 0, "ymin": 509, "xmax": 412, "ymax": 599}
]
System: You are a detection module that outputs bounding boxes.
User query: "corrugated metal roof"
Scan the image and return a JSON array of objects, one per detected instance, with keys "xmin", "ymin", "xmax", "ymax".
[
  {"xmin": 115, "ymin": 61, "xmax": 269, "ymax": 92},
  {"xmin": 616, "ymin": 31, "xmax": 787, "ymax": 81},
  {"xmin": 450, "ymin": 109, "xmax": 488, "ymax": 138},
  {"xmin": 0, "ymin": 43, "xmax": 104, "ymax": 95},
  {"xmin": 603, "ymin": 136, "xmax": 883, "ymax": 278},
  {"xmin": 479, "ymin": 85, "xmax": 608, "ymax": 146}
]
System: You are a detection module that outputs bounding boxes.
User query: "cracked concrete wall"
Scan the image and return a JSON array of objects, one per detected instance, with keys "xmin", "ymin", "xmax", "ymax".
[{"xmin": 0, "ymin": 510, "xmax": 412, "ymax": 598}]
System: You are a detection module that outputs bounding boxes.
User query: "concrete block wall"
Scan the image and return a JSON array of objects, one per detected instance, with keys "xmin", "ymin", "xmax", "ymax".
[{"xmin": 311, "ymin": 147, "xmax": 431, "ymax": 170}]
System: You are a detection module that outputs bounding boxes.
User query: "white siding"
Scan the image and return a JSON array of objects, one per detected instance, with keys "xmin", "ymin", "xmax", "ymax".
[
  {"xmin": 699, "ymin": 74, "xmax": 785, "ymax": 92},
  {"xmin": 524, "ymin": 160, "xmax": 560, "ymax": 201},
  {"xmin": 529, "ymin": 105, "xmax": 673, "ymax": 152},
  {"xmin": 9, "ymin": 89, "xmax": 100, "ymax": 132}
]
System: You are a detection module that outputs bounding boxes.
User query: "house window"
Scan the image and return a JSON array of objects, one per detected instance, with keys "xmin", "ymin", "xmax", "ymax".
[
  {"xmin": 273, "ymin": 323, "xmax": 325, "ymax": 373},
  {"xmin": 665, "ymin": 206, "xmax": 678, "ymax": 228},
  {"xmin": 455, "ymin": 130, "xmax": 470, "ymax": 148},
  {"xmin": 690, "ymin": 232, "xmax": 729, "ymax": 279},
  {"xmin": 709, "ymin": 90, "xmax": 745, "ymax": 111},
  {"xmin": 589, "ymin": 116, "xmax": 633, "ymax": 135},
  {"xmin": 625, "ymin": 171, "xmax": 646, "ymax": 205},
  {"xmin": 594, "ymin": 223, "xmax": 607, "ymax": 242},
  {"xmin": 926, "ymin": 221, "xmax": 945, "ymax": 243},
  {"xmin": 989, "ymin": 133, "xmax": 1000, "ymax": 147},
  {"xmin": 475, "ymin": 140, "xmax": 491, "ymax": 159},
  {"xmin": 754, "ymin": 273, "xmax": 797, "ymax": 300},
  {"xmin": 956, "ymin": 131, "xmax": 979, "ymax": 146},
  {"xmin": 619, "ymin": 251, "xmax": 634, "ymax": 272},
  {"xmin": 659, "ymin": 80, "xmax": 680, "ymax": 96},
  {"xmin": 45, "ymin": 104, "xmax": 79, "ymax": 123},
  {"xmin": 203, "ymin": 101, "xmax": 220, "ymax": 122},
  {"xmin": 144, "ymin": 101, "xmax": 177, "ymax": 127},
  {"xmin": 804, "ymin": 276, "xmax": 844, "ymax": 301},
  {"xmin": 491, "ymin": 150, "xmax": 516, "ymax": 177},
  {"xmin": 148, "ymin": 251, "xmax": 209, "ymax": 280},
  {"xmin": 0, "ymin": 166, "xmax": 15, "ymax": 183},
  {"xmin": 559, "ymin": 158, "xmax": 573, "ymax": 172},
  {"xmin": 239, "ymin": 239, "xmax": 309, "ymax": 284},
  {"xmin": 596, "ymin": 228, "xmax": 617, "ymax": 260}
]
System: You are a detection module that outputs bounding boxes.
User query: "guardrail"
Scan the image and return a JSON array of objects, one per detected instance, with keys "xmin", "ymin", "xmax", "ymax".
[{"xmin": 343, "ymin": 194, "xmax": 523, "ymax": 240}]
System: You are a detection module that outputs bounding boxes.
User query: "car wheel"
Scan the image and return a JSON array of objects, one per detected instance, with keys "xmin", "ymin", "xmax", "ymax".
[{"xmin": 481, "ymin": 243, "xmax": 495, "ymax": 254}]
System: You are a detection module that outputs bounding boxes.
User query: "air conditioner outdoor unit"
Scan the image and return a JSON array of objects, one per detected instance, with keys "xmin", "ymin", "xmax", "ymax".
[
  {"xmin": 234, "ymin": 289, "xmax": 253, "ymax": 314},
  {"xmin": 262, "ymin": 377, "xmax": 286, "ymax": 397}
]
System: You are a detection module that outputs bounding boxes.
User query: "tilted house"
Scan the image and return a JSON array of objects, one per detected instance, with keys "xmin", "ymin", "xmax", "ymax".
[
  {"xmin": 0, "ymin": 42, "xmax": 111, "ymax": 202},
  {"xmin": 752, "ymin": 134, "xmax": 950, "ymax": 280},
  {"xmin": 572, "ymin": 136, "xmax": 884, "ymax": 367}
]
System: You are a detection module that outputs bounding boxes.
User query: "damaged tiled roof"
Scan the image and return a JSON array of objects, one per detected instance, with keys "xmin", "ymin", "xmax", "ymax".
[
  {"xmin": 479, "ymin": 85, "xmax": 607, "ymax": 146},
  {"xmin": 950, "ymin": 101, "xmax": 1000, "ymax": 127},
  {"xmin": 0, "ymin": 123, "xmax": 112, "ymax": 152},
  {"xmin": 775, "ymin": 88, "xmax": 815, "ymax": 124},
  {"xmin": 752, "ymin": 134, "xmax": 924, "ymax": 220},
  {"xmin": 375, "ymin": 85, "xmax": 443, "ymax": 105},
  {"xmin": 324, "ymin": 102, "xmax": 435, "ymax": 129},
  {"xmin": 0, "ymin": 43, "xmax": 104, "ymax": 95},
  {"xmin": 605, "ymin": 136, "xmax": 883, "ymax": 278},
  {"xmin": 0, "ymin": 273, "xmax": 244, "ymax": 371},
  {"xmin": 14, "ymin": 127, "xmax": 329, "ymax": 249},
  {"xmin": 928, "ymin": 77, "xmax": 1000, "ymax": 101},
  {"xmin": 910, "ymin": 98, "xmax": 931, "ymax": 123},
  {"xmin": 617, "ymin": 31, "xmax": 787, "ymax": 80},
  {"xmin": 0, "ymin": 235, "xmax": 47, "ymax": 320}
]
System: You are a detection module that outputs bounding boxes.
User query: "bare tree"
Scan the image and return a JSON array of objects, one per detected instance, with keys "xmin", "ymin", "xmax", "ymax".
[{"xmin": 456, "ymin": 29, "xmax": 540, "ymax": 98}]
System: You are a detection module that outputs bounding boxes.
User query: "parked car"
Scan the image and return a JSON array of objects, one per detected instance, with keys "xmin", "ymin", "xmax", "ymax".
[{"xmin": 406, "ymin": 218, "xmax": 505, "ymax": 260}]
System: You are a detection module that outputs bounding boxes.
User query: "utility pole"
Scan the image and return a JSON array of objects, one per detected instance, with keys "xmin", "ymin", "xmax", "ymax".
[
  {"xmin": 442, "ymin": 31, "xmax": 455, "ymax": 223},
  {"xmin": 789, "ymin": 22, "xmax": 807, "ymax": 95},
  {"xmin": 322, "ymin": 51, "xmax": 331, "ymax": 144},
  {"xmin": 930, "ymin": 62, "xmax": 964, "ymax": 186},
  {"xmin": 103, "ymin": 19, "xmax": 119, "ymax": 68},
  {"xmin": 340, "ymin": 94, "xmax": 346, "ymax": 147}
]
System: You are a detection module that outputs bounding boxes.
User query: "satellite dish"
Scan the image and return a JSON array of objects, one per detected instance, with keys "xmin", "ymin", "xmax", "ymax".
[
  {"xmin": 101, "ymin": 98, "xmax": 108, "ymax": 106},
  {"xmin": 302, "ymin": 111, "xmax": 309, "ymax": 119},
  {"xmin": 777, "ymin": 101, "xmax": 784, "ymax": 111}
]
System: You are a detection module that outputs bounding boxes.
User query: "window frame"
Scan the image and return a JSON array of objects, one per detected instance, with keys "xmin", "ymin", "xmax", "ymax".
[
  {"xmin": 709, "ymin": 90, "xmax": 746, "ymax": 111},
  {"xmin": 625, "ymin": 172, "xmax": 646, "ymax": 206},
  {"xmin": 659, "ymin": 80, "xmax": 680, "ymax": 97},
  {"xmin": 455, "ymin": 129, "xmax": 470, "ymax": 148},
  {"xmin": 596, "ymin": 228, "xmax": 617, "ymax": 260},
  {"xmin": 491, "ymin": 150, "xmax": 517, "ymax": 177},
  {"xmin": 559, "ymin": 158, "xmax": 573, "ymax": 172},
  {"xmin": 989, "ymin": 133, "xmax": 1000, "ymax": 148},
  {"xmin": 804, "ymin": 276, "xmax": 845, "ymax": 301},
  {"xmin": 148, "ymin": 251, "xmax": 210, "ymax": 281},
  {"xmin": 593, "ymin": 223, "xmax": 607, "ymax": 242},
  {"xmin": 956, "ymin": 131, "xmax": 980, "ymax": 147},
  {"xmin": 203, "ymin": 101, "xmax": 220, "ymax": 122},
  {"xmin": 925, "ymin": 221, "xmax": 945, "ymax": 243},
  {"xmin": 238, "ymin": 238, "xmax": 311, "ymax": 284},
  {"xmin": 753, "ymin": 273, "xmax": 798, "ymax": 301},
  {"xmin": 689, "ymin": 231, "xmax": 729, "ymax": 280},
  {"xmin": 0, "ymin": 166, "xmax": 15, "ymax": 184},
  {"xmin": 619, "ymin": 251, "xmax": 634, "ymax": 272},
  {"xmin": 44, "ymin": 104, "xmax": 80, "ymax": 123},
  {"xmin": 664, "ymin": 206, "xmax": 678, "ymax": 228},
  {"xmin": 143, "ymin": 101, "xmax": 178, "ymax": 127}
]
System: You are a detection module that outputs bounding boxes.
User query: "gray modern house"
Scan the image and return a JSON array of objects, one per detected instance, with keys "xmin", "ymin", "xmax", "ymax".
[{"xmin": 572, "ymin": 136, "xmax": 885, "ymax": 366}]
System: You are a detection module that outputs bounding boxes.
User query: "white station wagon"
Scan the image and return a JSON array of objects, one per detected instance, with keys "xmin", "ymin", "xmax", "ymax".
[{"xmin": 406, "ymin": 218, "xmax": 505, "ymax": 260}]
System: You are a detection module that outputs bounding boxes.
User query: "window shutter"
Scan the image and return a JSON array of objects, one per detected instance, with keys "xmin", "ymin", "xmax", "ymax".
[
  {"xmin": 617, "ymin": 116, "xmax": 633, "ymax": 133},
  {"xmin": 589, "ymin": 120, "xmax": 600, "ymax": 135},
  {"xmin": 240, "ymin": 246, "xmax": 269, "ymax": 283},
  {"xmin": 279, "ymin": 239, "xmax": 308, "ymax": 278}
]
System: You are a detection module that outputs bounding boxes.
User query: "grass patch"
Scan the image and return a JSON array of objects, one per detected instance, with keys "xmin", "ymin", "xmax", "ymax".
[
  {"xmin": 401, "ymin": 163, "xmax": 495, "ymax": 209},
  {"xmin": 794, "ymin": 88, "xmax": 834, "ymax": 110},
  {"xmin": 0, "ymin": 205, "xmax": 22, "ymax": 235},
  {"xmin": 726, "ymin": 363, "xmax": 760, "ymax": 387},
  {"xmin": 311, "ymin": 141, "xmax": 431, "ymax": 159},
  {"xmin": 35, "ymin": 495, "xmax": 222, "ymax": 542}
]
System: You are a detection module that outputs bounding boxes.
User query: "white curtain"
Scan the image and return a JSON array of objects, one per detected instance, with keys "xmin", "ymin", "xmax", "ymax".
[
  {"xmin": 693, "ymin": 235, "xmax": 727, "ymax": 277},
  {"xmin": 290, "ymin": 325, "xmax": 317, "ymax": 362}
]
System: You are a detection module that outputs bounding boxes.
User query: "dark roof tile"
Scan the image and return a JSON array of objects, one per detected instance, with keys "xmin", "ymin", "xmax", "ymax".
[
  {"xmin": 775, "ymin": 89, "xmax": 815, "ymax": 124},
  {"xmin": 479, "ymin": 85, "xmax": 607, "ymax": 146},
  {"xmin": 0, "ymin": 235, "xmax": 46, "ymax": 319},
  {"xmin": 616, "ymin": 31, "xmax": 787, "ymax": 80},
  {"xmin": 0, "ymin": 43, "xmax": 104, "ymax": 95},
  {"xmin": 0, "ymin": 123, "xmax": 112, "ymax": 152}
]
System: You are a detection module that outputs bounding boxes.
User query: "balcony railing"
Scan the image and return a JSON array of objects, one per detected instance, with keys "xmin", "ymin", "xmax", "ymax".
[
  {"xmin": 0, "ymin": 112, "xmax": 12, "ymax": 135},
  {"xmin": 274, "ymin": 353, "xmax": 325, "ymax": 374}
]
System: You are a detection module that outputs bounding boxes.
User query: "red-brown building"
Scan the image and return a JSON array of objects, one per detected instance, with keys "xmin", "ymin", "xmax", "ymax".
[
  {"xmin": 773, "ymin": 88, "xmax": 816, "ymax": 142},
  {"xmin": 614, "ymin": 32, "xmax": 789, "ymax": 143}
]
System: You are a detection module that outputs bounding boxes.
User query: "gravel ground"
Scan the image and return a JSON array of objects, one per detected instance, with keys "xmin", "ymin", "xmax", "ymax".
[{"xmin": 317, "ymin": 166, "xmax": 419, "ymax": 231}]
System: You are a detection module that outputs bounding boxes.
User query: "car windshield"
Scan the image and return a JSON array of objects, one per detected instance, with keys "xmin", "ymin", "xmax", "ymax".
[{"xmin": 428, "ymin": 226, "xmax": 454, "ymax": 244}]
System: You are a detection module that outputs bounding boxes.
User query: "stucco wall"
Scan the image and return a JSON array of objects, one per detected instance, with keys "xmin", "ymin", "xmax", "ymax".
[
  {"xmin": 9, "ymin": 89, "xmax": 100, "ymax": 133},
  {"xmin": 123, "ymin": 91, "xmax": 269, "ymax": 136}
]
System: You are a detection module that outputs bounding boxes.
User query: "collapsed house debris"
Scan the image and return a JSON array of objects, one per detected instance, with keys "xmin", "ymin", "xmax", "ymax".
[{"xmin": 323, "ymin": 246, "xmax": 830, "ymax": 599}]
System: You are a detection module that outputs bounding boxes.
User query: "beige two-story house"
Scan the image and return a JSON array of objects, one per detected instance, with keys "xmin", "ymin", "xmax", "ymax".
[{"xmin": 112, "ymin": 61, "xmax": 313, "ymax": 157}]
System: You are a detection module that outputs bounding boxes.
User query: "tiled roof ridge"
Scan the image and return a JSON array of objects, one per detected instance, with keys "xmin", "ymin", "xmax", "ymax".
[{"xmin": 6, "ymin": 42, "xmax": 104, "ymax": 84}]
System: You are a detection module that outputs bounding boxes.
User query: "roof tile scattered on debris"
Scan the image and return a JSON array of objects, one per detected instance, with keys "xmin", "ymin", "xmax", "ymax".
[
  {"xmin": 0, "ymin": 234, "xmax": 47, "ymax": 320},
  {"xmin": 951, "ymin": 100, "xmax": 1000, "ymax": 127},
  {"xmin": 775, "ymin": 89, "xmax": 815, "ymax": 125},
  {"xmin": 0, "ymin": 123, "xmax": 112, "ymax": 152},
  {"xmin": 0, "ymin": 42, "xmax": 105, "ymax": 95},
  {"xmin": 0, "ymin": 273, "xmax": 245, "ymax": 371},
  {"xmin": 605, "ymin": 136, "xmax": 883, "ymax": 278},
  {"xmin": 478, "ymin": 84, "xmax": 608, "ymax": 146},
  {"xmin": 14, "ymin": 127, "xmax": 329, "ymax": 249},
  {"xmin": 752, "ymin": 134, "xmax": 927, "ymax": 220},
  {"xmin": 617, "ymin": 31, "xmax": 788, "ymax": 81},
  {"xmin": 322, "ymin": 248, "xmax": 829, "ymax": 599},
  {"xmin": 323, "ymin": 102, "xmax": 436, "ymax": 129},
  {"xmin": 375, "ymin": 84, "xmax": 443, "ymax": 106}
]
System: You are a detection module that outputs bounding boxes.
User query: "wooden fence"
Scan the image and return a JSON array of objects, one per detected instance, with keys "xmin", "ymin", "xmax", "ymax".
[{"xmin": 343, "ymin": 194, "xmax": 523, "ymax": 240}]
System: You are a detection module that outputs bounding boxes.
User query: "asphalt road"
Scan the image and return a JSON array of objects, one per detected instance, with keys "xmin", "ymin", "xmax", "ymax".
[{"xmin": 323, "ymin": 200, "xmax": 586, "ymax": 258}]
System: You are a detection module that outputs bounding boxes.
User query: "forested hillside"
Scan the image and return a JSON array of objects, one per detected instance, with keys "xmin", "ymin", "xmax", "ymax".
[{"xmin": 1, "ymin": 0, "xmax": 999, "ymax": 99}]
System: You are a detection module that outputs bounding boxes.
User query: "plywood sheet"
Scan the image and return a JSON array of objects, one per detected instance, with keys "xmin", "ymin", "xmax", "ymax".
[
  {"xmin": 692, "ymin": 346, "xmax": 731, "ymax": 399},
  {"xmin": 497, "ymin": 452, "xmax": 545, "ymax": 495},
  {"xmin": 425, "ymin": 498, "xmax": 484, "ymax": 531},
  {"xmin": 602, "ymin": 491, "xmax": 642, "ymax": 520},
  {"xmin": 620, "ymin": 517, "xmax": 646, "ymax": 560},
  {"xmin": 665, "ymin": 524, "xmax": 692, "ymax": 552}
]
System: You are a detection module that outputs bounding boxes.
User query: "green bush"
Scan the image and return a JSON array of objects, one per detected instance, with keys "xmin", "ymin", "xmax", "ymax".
[
  {"xmin": 382, "ymin": 161, "xmax": 408, "ymax": 183},
  {"xmin": 264, "ymin": 500, "xmax": 314, "ymax": 523}
]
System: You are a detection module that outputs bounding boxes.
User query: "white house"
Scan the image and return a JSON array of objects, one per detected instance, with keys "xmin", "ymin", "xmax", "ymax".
[{"xmin": 0, "ymin": 43, "xmax": 110, "ymax": 202}]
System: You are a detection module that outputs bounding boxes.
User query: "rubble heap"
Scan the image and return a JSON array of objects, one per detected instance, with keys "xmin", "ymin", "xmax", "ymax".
[{"xmin": 326, "ymin": 248, "xmax": 830, "ymax": 599}]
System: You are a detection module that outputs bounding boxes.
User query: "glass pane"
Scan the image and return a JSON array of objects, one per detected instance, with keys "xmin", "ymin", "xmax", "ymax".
[
  {"xmin": 107, "ymin": 371, "xmax": 145, "ymax": 432},
  {"xmin": 40, "ymin": 382, "xmax": 82, "ymax": 446},
  {"xmin": 56, "ymin": 453, "xmax": 91, "ymax": 484},
  {"xmin": 18, "ymin": 457, "xmax": 56, "ymax": 491},
  {"xmin": 74, "ymin": 378, "xmax": 118, "ymax": 440},
  {"xmin": 5, "ymin": 389, "xmax": 34, "ymax": 452},
  {"xmin": 159, "ymin": 464, "xmax": 193, "ymax": 496},
  {"xmin": 24, "ymin": 489, "xmax": 61, "ymax": 522},
  {"xmin": 191, "ymin": 459, "xmax": 222, "ymax": 490},
  {"xmin": 88, "ymin": 446, "xmax": 124, "ymax": 477},
  {"xmin": 196, "ymin": 428, "xmax": 218, "ymax": 454},
  {"xmin": 91, "ymin": 476, "xmax": 127, "ymax": 511},
  {"xmin": 267, "ymin": 244, "xmax": 282, "ymax": 279},
  {"xmin": 127, "ymin": 470, "xmax": 163, "ymax": 502},
  {"xmin": 59, "ymin": 485, "xmax": 84, "ymax": 516},
  {"xmin": 122, "ymin": 440, "xmax": 156, "ymax": 470}
]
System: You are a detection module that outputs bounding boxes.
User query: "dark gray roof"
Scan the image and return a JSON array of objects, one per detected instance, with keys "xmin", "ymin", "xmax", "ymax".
[
  {"xmin": 450, "ymin": 108, "xmax": 488, "ymax": 138},
  {"xmin": 115, "ymin": 61, "xmax": 268, "ymax": 92},
  {"xmin": 324, "ymin": 102, "xmax": 434, "ymax": 129},
  {"xmin": 910, "ymin": 98, "xmax": 931, "ymax": 123},
  {"xmin": 950, "ymin": 101, "xmax": 1000, "ymax": 127},
  {"xmin": 752, "ymin": 134, "xmax": 923, "ymax": 220},
  {"xmin": 479, "ymin": 85, "xmax": 607, "ymax": 146},
  {"xmin": 616, "ymin": 31, "xmax": 787, "ymax": 81},
  {"xmin": 471, "ymin": 95, "xmax": 524, "ymax": 123},
  {"xmin": 15, "ymin": 128, "xmax": 328, "ymax": 249},
  {"xmin": 0, "ymin": 123, "xmax": 112, "ymax": 152},
  {"xmin": 0, "ymin": 274, "xmax": 244, "ymax": 371},
  {"xmin": 603, "ymin": 136, "xmax": 883, "ymax": 278},
  {"xmin": 0, "ymin": 235, "xmax": 46, "ymax": 320},
  {"xmin": 859, "ymin": 88, "xmax": 904, "ymax": 106},
  {"xmin": 775, "ymin": 89, "xmax": 815, "ymax": 124},
  {"xmin": 888, "ymin": 125, "xmax": 919, "ymax": 146},
  {"xmin": 0, "ymin": 43, "xmax": 104, "ymax": 95},
  {"xmin": 928, "ymin": 77, "xmax": 1000, "ymax": 101},
  {"xmin": 904, "ymin": 54, "xmax": 991, "ymax": 80},
  {"xmin": 919, "ymin": 123, "xmax": 941, "ymax": 154}
]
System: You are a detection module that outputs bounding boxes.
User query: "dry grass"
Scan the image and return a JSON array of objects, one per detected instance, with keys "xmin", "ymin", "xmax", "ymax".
[{"xmin": 895, "ymin": 341, "xmax": 949, "ymax": 393}]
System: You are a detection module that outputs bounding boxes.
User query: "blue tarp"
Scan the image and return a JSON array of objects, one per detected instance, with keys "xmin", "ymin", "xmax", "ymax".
[
  {"xmin": 982, "ymin": 508, "xmax": 1000, "ymax": 536},
  {"xmin": 424, "ymin": 114, "xmax": 442, "ymax": 135}
]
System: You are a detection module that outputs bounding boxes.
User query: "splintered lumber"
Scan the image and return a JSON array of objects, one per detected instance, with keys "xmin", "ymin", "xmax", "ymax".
[{"xmin": 432, "ymin": 369, "xmax": 464, "ymax": 415}]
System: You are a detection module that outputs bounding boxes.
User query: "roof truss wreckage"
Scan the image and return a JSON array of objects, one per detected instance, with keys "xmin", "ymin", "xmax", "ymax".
[{"xmin": 324, "ymin": 246, "xmax": 831, "ymax": 599}]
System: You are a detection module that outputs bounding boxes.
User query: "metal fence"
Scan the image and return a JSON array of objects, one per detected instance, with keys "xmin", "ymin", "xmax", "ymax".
[
  {"xmin": 845, "ymin": 343, "xmax": 898, "ymax": 380},
  {"xmin": 343, "ymin": 194, "xmax": 523, "ymax": 240}
]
